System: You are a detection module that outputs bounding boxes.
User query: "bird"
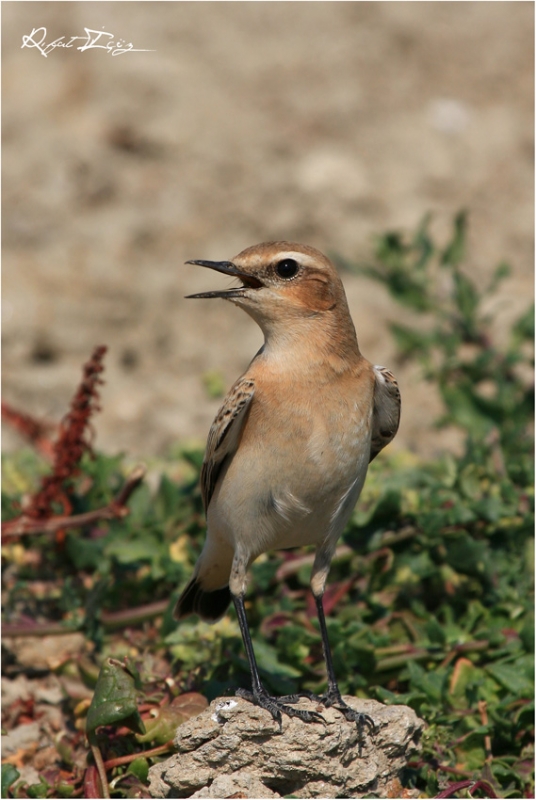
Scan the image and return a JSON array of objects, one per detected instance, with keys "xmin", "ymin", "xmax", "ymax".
[{"xmin": 174, "ymin": 241, "xmax": 400, "ymax": 732}]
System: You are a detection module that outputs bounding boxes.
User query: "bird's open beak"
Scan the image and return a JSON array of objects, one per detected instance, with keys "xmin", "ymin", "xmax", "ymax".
[{"xmin": 185, "ymin": 260, "xmax": 263, "ymax": 299}]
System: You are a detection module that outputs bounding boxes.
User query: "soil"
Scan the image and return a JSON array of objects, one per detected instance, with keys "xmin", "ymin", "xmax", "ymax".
[{"xmin": 2, "ymin": 2, "xmax": 534, "ymax": 460}]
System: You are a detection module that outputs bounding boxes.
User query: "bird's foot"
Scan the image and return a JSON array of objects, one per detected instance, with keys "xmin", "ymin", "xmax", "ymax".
[
  {"xmin": 285, "ymin": 688, "xmax": 375, "ymax": 740},
  {"xmin": 236, "ymin": 687, "xmax": 326, "ymax": 730}
]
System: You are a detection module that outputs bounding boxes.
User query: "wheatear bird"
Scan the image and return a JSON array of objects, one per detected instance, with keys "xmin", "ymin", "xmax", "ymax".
[{"xmin": 175, "ymin": 242, "xmax": 400, "ymax": 731}]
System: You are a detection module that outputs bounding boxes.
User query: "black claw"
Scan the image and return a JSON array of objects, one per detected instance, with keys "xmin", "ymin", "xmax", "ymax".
[
  {"xmin": 330, "ymin": 695, "xmax": 375, "ymax": 736},
  {"xmin": 282, "ymin": 688, "xmax": 376, "ymax": 739},
  {"xmin": 236, "ymin": 687, "xmax": 326, "ymax": 728},
  {"xmin": 334, "ymin": 705, "xmax": 376, "ymax": 734},
  {"xmin": 325, "ymin": 696, "xmax": 375, "ymax": 754},
  {"xmin": 283, "ymin": 689, "xmax": 324, "ymax": 704},
  {"xmin": 277, "ymin": 691, "xmax": 322, "ymax": 706}
]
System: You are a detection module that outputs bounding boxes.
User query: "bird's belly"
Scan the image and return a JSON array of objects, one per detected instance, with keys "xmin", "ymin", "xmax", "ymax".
[{"xmin": 209, "ymin": 411, "xmax": 371, "ymax": 558}]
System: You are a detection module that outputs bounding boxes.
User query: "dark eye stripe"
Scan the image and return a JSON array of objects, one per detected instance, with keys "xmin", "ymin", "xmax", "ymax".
[{"xmin": 276, "ymin": 258, "xmax": 299, "ymax": 279}]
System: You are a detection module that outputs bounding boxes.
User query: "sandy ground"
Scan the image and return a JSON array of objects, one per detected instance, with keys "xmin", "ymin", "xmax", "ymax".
[{"xmin": 2, "ymin": 2, "xmax": 533, "ymax": 461}]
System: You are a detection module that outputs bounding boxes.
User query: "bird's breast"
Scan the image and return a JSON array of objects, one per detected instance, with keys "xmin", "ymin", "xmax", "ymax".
[{"xmin": 208, "ymin": 372, "xmax": 374, "ymax": 555}]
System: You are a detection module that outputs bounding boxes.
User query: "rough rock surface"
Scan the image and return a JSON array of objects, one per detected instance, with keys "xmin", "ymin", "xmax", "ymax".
[{"xmin": 148, "ymin": 695, "xmax": 424, "ymax": 798}]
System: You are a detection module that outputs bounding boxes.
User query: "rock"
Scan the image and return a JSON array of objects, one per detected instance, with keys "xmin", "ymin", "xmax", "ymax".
[
  {"xmin": 3, "ymin": 633, "xmax": 86, "ymax": 670},
  {"xmin": 12, "ymin": 765, "xmax": 40, "ymax": 788},
  {"xmin": 2, "ymin": 721, "xmax": 41, "ymax": 755},
  {"xmin": 148, "ymin": 695, "xmax": 424, "ymax": 798},
  {"xmin": 190, "ymin": 773, "xmax": 278, "ymax": 798}
]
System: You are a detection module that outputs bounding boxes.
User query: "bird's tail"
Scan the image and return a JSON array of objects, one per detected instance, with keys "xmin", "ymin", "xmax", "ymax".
[{"xmin": 174, "ymin": 576, "xmax": 232, "ymax": 623}]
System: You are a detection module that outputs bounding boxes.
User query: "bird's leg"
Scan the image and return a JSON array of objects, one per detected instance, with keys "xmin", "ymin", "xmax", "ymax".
[
  {"xmin": 293, "ymin": 593, "xmax": 375, "ymax": 744},
  {"xmin": 232, "ymin": 593, "xmax": 325, "ymax": 729}
]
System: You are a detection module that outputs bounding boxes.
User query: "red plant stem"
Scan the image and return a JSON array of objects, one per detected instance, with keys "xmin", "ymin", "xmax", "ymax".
[
  {"xmin": 23, "ymin": 345, "xmax": 108, "ymax": 521},
  {"xmin": 103, "ymin": 740, "xmax": 175, "ymax": 769},
  {"xmin": 435, "ymin": 780, "xmax": 475, "ymax": 798},
  {"xmin": 2, "ymin": 464, "xmax": 146, "ymax": 537}
]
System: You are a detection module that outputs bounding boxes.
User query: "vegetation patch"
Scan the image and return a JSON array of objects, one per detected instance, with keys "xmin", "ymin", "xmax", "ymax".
[{"xmin": 2, "ymin": 216, "xmax": 533, "ymax": 798}]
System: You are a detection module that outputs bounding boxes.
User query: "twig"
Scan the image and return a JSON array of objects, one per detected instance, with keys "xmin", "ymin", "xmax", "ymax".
[
  {"xmin": 408, "ymin": 760, "xmax": 473, "ymax": 779},
  {"xmin": 379, "ymin": 525, "xmax": 419, "ymax": 546},
  {"xmin": 2, "ymin": 621, "xmax": 81, "ymax": 638},
  {"xmin": 375, "ymin": 647, "xmax": 431, "ymax": 671},
  {"xmin": 439, "ymin": 639, "xmax": 490, "ymax": 668},
  {"xmin": 100, "ymin": 600, "xmax": 169, "ymax": 629},
  {"xmin": 2, "ymin": 464, "xmax": 146, "ymax": 537},
  {"xmin": 478, "ymin": 700, "xmax": 493, "ymax": 764},
  {"xmin": 3, "ymin": 597, "xmax": 169, "ymax": 638},
  {"xmin": 90, "ymin": 741, "xmax": 110, "ymax": 799}
]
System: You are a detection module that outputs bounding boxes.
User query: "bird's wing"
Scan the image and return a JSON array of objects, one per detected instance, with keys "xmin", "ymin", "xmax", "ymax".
[
  {"xmin": 370, "ymin": 365, "xmax": 401, "ymax": 462},
  {"xmin": 201, "ymin": 376, "xmax": 255, "ymax": 511}
]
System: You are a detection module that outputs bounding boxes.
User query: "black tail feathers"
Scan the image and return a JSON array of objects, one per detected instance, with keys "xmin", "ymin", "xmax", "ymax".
[{"xmin": 174, "ymin": 577, "xmax": 232, "ymax": 623}]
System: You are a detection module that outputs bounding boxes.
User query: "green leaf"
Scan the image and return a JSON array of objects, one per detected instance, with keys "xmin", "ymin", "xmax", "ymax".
[
  {"xmin": 425, "ymin": 617, "xmax": 447, "ymax": 646},
  {"xmin": 1, "ymin": 764, "xmax": 20, "ymax": 798},
  {"xmin": 86, "ymin": 658, "xmax": 146, "ymax": 741},
  {"xmin": 26, "ymin": 780, "xmax": 49, "ymax": 799},
  {"xmin": 126, "ymin": 483, "xmax": 153, "ymax": 523},
  {"xmin": 512, "ymin": 303, "xmax": 534, "ymax": 342},
  {"xmin": 252, "ymin": 638, "xmax": 302, "ymax": 679},
  {"xmin": 444, "ymin": 532, "xmax": 488, "ymax": 577},
  {"xmin": 453, "ymin": 269, "xmax": 479, "ymax": 327},
  {"xmin": 251, "ymin": 557, "xmax": 281, "ymax": 591},
  {"xmin": 104, "ymin": 533, "xmax": 162, "ymax": 566},
  {"xmin": 485, "ymin": 662, "xmax": 533, "ymax": 697},
  {"xmin": 56, "ymin": 784, "xmax": 75, "ymax": 798},
  {"xmin": 441, "ymin": 210, "xmax": 467, "ymax": 266},
  {"xmin": 412, "ymin": 213, "xmax": 435, "ymax": 270},
  {"xmin": 155, "ymin": 474, "xmax": 183, "ymax": 519},
  {"xmin": 1, "ymin": 449, "xmax": 49, "ymax": 500},
  {"xmin": 65, "ymin": 534, "xmax": 105, "ymax": 571},
  {"xmin": 166, "ymin": 617, "xmax": 240, "ymax": 672},
  {"xmin": 127, "ymin": 757, "xmax": 149, "ymax": 783},
  {"xmin": 440, "ymin": 383, "xmax": 493, "ymax": 436},
  {"xmin": 458, "ymin": 464, "xmax": 484, "ymax": 500},
  {"xmin": 486, "ymin": 261, "xmax": 511, "ymax": 294},
  {"xmin": 389, "ymin": 323, "xmax": 431, "ymax": 359},
  {"xmin": 407, "ymin": 660, "xmax": 445, "ymax": 702}
]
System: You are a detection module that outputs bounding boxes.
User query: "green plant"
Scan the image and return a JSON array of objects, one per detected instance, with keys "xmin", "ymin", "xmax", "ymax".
[{"xmin": 337, "ymin": 211, "xmax": 534, "ymax": 477}]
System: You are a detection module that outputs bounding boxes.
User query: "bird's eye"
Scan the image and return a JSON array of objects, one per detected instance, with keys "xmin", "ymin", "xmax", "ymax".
[{"xmin": 275, "ymin": 258, "xmax": 299, "ymax": 279}]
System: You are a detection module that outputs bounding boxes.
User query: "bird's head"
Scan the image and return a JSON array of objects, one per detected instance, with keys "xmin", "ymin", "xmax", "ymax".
[{"xmin": 186, "ymin": 242, "xmax": 352, "ymax": 335}]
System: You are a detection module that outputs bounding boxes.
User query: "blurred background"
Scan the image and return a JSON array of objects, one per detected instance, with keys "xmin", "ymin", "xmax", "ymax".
[{"xmin": 2, "ymin": 2, "xmax": 533, "ymax": 459}]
